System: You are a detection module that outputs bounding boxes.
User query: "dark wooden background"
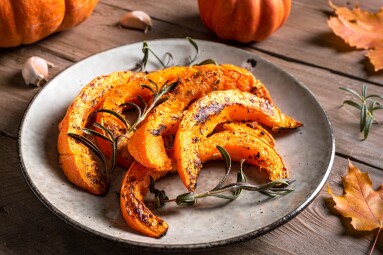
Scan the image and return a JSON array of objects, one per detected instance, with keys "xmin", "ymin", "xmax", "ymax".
[{"xmin": 0, "ymin": 1, "xmax": 382, "ymax": 254}]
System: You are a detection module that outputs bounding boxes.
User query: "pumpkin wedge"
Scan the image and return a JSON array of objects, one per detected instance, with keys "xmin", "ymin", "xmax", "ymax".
[
  {"xmin": 95, "ymin": 66, "xmax": 186, "ymax": 168},
  {"xmin": 120, "ymin": 162, "xmax": 169, "ymax": 238},
  {"xmin": 215, "ymin": 122, "xmax": 275, "ymax": 147},
  {"xmin": 199, "ymin": 130, "xmax": 286, "ymax": 180},
  {"xmin": 174, "ymin": 89, "xmax": 302, "ymax": 191},
  {"xmin": 58, "ymin": 71, "xmax": 134, "ymax": 195},
  {"xmin": 121, "ymin": 126, "xmax": 283, "ymax": 237},
  {"xmin": 128, "ymin": 64, "xmax": 272, "ymax": 171},
  {"xmin": 161, "ymin": 121, "xmax": 272, "ymax": 160}
]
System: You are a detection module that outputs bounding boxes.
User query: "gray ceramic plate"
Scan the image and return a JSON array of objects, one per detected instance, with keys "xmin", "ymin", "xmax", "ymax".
[{"xmin": 19, "ymin": 39, "xmax": 334, "ymax": 250}]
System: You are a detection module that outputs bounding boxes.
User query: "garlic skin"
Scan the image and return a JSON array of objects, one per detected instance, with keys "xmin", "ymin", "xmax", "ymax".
[
  {"xmin": 120, "ymin": 11, "xmax": 152, "ymax": 33},
  {"xmin": 22, "ymin": 56, "xmax": 54, "ymax": 87}
]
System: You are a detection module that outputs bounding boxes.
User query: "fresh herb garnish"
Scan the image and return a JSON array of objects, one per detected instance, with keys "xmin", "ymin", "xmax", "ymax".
[
  {"xmin": 121, "ymin": 78, "xmax": 179, "ymax": 133},
  {"xmin": 187, "ymin": 36, "xmax": 199, "ymax": 65},
  {"xmin": 67, "ymin": 78, "xmax": 179, "ymax": 183},
  {"xmin": 66, "ymin": 37, "xmax": 217, "ymax": 187},
  {"xmin": 340, "ymin": 84, "xmax": 383, "ymax": 140},
  {"xmin": 148, "ymin": 146, "xmax": 294, "ymax": 208},
  {"xmin": 67, "ymin": 121, "xmax": 119, "ymax": 183},
  {"xmin": 134, "ymin": 37, "xmax": 217, "ymax": 72},
  {"xmin": 91, "ymin": 78, "xmax": 179, "ymax": 135},
  {"xmin": 136, "ymin": 41, "xmax": 174, "ymax": 71}
]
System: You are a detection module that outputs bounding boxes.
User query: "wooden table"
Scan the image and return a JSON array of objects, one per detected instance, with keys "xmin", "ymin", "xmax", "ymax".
[{"xmin": 1, "ymin": 1, "xmax": 382, "ymax": 254}]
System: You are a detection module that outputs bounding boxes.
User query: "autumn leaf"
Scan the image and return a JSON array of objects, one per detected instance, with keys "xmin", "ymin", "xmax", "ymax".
[
  {"xmin": 327, "ymin": 1, "xmax": 383, "ymax": 71},
  {"xmin": 366, "ymin": 48, "xmax": 383, "ymax": 72},
  {"xmin": 328, "ymin": 160, "xmax": 383, "ymax": 254}
]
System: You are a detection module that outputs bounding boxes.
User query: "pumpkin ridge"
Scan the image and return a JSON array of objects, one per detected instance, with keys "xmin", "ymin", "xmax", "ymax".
[{"xmin": 0, "ymin": 0, "xmax": 98, "ymax": 47}]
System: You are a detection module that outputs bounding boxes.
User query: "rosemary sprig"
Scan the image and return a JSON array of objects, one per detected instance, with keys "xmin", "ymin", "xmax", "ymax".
[
  {"xmin": 340, "ymin": 84, "xmax": 383, "ymax": 140},
  {"xmin": 187, "ymin": 37, "xmax": 199, "ymax": 65},
  {"xmin": 148, "ymin": 146, "xmax": 294, "ymax": 208},
  {"xmin": 89, "ymin": 109, "xmax": 130, "ymax": 130},
  {"xmin": 135, "ymin": 37, "xmax": 217, "ymax": 72},
  {"xmin": 67, "ymin": 133, "xmax": 108, "ymax": 176},
  {"xmin": 120, "ymin": 78, "xmax": 179, "ymax": 133},
  {"xmin": 195, "ymin": 59, "xmax": 218, "ymax": 66},
  {"xmin": 137, "ymin": 41, "xmax": 174, "ymax": 71},
  {"xmin": 67, "ymin": 122, "xmax": 119, "ymax": 183},
  {"xmin": 66, "ymin": 38, "xmax": 217, "ymax": 187},
  {"xmin": 66, "ymin": 77, "xmax": 179, "ymax": 186},
  {"xmin": 148, "ymin": 176, "xmax": 169, "ymax": 208}
]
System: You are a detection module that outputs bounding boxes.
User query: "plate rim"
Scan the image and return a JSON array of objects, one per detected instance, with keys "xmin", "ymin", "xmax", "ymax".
[{"xmin": 17, "ymin": 38, "xmax": 335, "ymax": 251}]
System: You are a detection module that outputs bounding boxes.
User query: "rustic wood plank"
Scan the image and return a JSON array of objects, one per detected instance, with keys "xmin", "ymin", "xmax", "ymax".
[
  {"xmin": 101, "ymin": 0, "xmax": 383, "ymax": 85},
  {"xmin": 1, "ymin": 132, "xmax": 381, "ymax": 254},
  {"xmin": 35, "ymin": 2, "xmax": 212, "ymax": 62},
  {"xmin": 0, "ymin": 136, "xmax": 128, "ymax": 254}
]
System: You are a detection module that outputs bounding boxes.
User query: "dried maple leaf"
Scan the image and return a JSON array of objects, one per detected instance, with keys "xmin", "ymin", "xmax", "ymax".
[
  {"xmin": 327, "ymin": 1, "xmax": 383, "ymax": 71},
  {"xmin": 367, "ymin": 47, "xmax": 383, "ymax": 72},
  {"xmin": 328, "ymin": 160, "xmax": 383, "ymax": 254}
]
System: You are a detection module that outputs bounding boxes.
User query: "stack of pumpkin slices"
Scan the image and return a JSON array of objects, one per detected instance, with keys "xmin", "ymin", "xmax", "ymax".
[{"xmin": 58, "ymin": 64, "xmax": 302, "ymax": 237}]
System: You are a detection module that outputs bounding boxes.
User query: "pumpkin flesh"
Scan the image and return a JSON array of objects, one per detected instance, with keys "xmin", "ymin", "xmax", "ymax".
[
  {"xmin": 57, "ymin": 71, "xmax": 133, "ymax": 195},
  {"xmin": 198, "ymin": 130, "xmax": 287, "ymax": 180},
  {"xmin": 120, "ymin": 162, "xmax": 169, "ymax": 238},
  {"xmin": 174, "ymin": 89, "xmax": 302, "ymax": 191},
  {"xmin": 95, "ymin": 66, "xmax": 184, "ymax": 168},
  {"xmin": 121, "ymin": 124, "xmax": 285, "ymax": 238},
  {"xmin": 215, "ymin": 122, "xmax": 275, "ymax": 147},
  {"xmin": 128, "ymin": 64, "xmax": 272, "ymax": 171}
]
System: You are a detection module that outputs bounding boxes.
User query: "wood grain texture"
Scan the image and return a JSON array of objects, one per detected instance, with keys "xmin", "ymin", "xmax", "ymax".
[
  {"xmin": 101, "ymin": 0, "xmax": 383, "ymax": 85},
  {"xmin": 0, "ymin": 47, "xmax": 73, "ymax": 138},
  {"xmin": 36, "ymin": 2, "xmax": 212, "ymax": 62}
]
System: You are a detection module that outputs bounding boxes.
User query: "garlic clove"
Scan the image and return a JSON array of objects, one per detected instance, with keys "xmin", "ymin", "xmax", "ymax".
[
  {"xmin": 22, "ymin": 56, "xmax": 54, "ymax": 87},
  {"xmin": 120, "ymin": 11, "xmax": 152, "ymax": 33}
]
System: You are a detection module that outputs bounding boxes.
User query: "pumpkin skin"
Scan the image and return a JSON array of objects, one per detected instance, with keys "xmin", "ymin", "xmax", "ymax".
[
  {"xmin": 174, "ymin": 89, "xmax": 302, "ymax": 191},
  {"xmin": 197, "ymin": 0, "xmax": 291, "ymax": 43},
  {"xmin": 58, "ymin": 71, "xmax": 134, "ymax": 195},
  {"xmin": 0, "ymin": 0, "xmax": 98, "ymax": 47}
]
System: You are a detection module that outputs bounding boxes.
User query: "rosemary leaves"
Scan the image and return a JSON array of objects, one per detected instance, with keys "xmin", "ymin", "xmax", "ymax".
[
  {"xmin": 340, "ymin": 85, "xmax": 383, "ymax": 140},
  {"xmin": 148, "ymin": 146, "xmax": 294, "ymax": 208},
  {"xmin": 135, "ymin": 37, "xmax": 217, "ymax": 72},
  {"xmin": 67, "ymin": 78, "xmax": 179, "ymax": 184}
]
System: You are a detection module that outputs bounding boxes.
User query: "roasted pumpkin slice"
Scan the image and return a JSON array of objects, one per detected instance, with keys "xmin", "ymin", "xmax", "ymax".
[
  {"xmin": 58, "ymin": 71, "xmax": 134, "ymax": 195},
  {"xmin": 199, "ymin": 130, "xmax": 286, "ymax": 180},
  {"xmin": 174, "ymin": 89, "xmax": 302, "ymax": 191},
  {"xmin": 158, "ymin": 122, "xmax": 273, "ymax": 164},
  {"xmin": 215, "ymin": 122, "xmax": 275, "ymax": 147},
  {"xmin": 121, "ymin": 128, "xmax": 281, "ymax": 238},
  {"xmin": 128, "ymin": 64, "xmax": 272, "ymax": 171},
  {"xmin": 95, "ymin": 66, "xmax": 185, "ymax": 168},
  {"xmin": 120, "ymin": 162, "xmax": 169, "ymax": 238}
]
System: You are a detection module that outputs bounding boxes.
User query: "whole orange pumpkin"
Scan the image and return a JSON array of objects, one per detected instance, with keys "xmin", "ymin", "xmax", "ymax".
[
  {"xmin": 0, "ymin": 0, "xmax": 98, "ymax": 47},
  {"xmin": 198, "ymin": 0, "xmax": 291, "ymax": 43}
]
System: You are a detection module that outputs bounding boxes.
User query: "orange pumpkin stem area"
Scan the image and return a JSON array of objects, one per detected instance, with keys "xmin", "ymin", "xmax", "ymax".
[{"xmin": 57, "ymin": 64, "xmax": 302, "ymax": 237}]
